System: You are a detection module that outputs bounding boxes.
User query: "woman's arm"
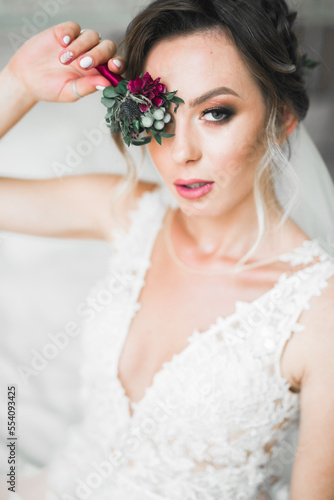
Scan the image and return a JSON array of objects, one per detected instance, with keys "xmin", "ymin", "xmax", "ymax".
[
  {"xmin": 1, "ymin": 21, "xmax": 121, "ymax": 138},
  {"xmin": 289, "ymin": 275, "xmax": 334, "ymax": 499},
  {"xmin": 0, "ymin": 21, "xmax": 140, "ymax": 241},
  {"xmin": 0, "ymin": 173, "xmax": 119, "ymax": 240},
  {"xmin": 0, "ymin": 173, "xmax": 159, "ymax": 241},
  {"xmin": 0, "ymin": 66, "xmax": 37, "ymax": 139}
]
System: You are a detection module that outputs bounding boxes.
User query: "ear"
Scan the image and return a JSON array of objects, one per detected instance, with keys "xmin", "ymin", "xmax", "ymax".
[{"xmin": 280, "ymin": 104, "xmax": 299, "ymax": 141}]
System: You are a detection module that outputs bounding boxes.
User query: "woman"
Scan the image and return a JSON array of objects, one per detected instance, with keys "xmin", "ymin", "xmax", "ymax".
[{"xmin": 1, "ymin": 0, "xmax": 334, "ymax": 498}]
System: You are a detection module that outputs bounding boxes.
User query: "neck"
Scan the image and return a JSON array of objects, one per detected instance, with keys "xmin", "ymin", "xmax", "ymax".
[{"xmin": 174, "ymin": 183, "xmax": 285, "ymax": 262}]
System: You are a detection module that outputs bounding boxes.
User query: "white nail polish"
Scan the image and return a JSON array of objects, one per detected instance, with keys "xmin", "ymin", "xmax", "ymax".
[
  {"xmin": 60, "ymin": 51, "xmax": 73, "ymax": 63},
  {"xmin": 80, "ymin": 56, "xmax": 93, "ymax": 68},
  {"xmin": 96, "ymin": 85, "xmax": 106, "ymax": 91},
  {"xmin": 112, "ymin": 59, "xmax": 121, "ymax": 68},
  {"xmin": 63, "ymin": 35, "xmax": 71, "ymax": 45}
]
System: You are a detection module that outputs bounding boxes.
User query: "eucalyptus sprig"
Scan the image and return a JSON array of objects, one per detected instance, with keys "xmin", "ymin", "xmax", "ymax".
[{"xmin": 100, "ymin": 72, "xmax": 184, "ymax": 147}]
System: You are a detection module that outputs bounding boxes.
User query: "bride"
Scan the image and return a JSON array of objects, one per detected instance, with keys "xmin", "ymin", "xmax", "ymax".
[{"xmin": 1, "ymin": 0, "xmax": 334, "ymax": 498}]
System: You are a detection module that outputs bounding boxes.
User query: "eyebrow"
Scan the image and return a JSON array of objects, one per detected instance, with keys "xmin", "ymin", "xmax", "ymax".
[{"xmin": 188, "ymin": 86, "xmax": 240, "ymax": 107}]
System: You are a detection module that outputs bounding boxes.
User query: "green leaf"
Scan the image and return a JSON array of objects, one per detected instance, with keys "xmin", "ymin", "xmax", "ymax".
[
  {"xmin": 123, "ymin": 135, "xmax": 131, "ymax": 147},
  {"xmin": 133, "ymin": 120, "xmax": 140, "ymax": 134},
  {"xmin": 131, "ymin": 136, "xmax": 152, "ymax": 146},
  {"xmin": 116, "ymin": 80, "xmax": 129, "ymax": 94},
  {"xmin": 159, "ymin": 132, "xmax": 175, "ymax": 138},
  {"xmin": 172, "ymin": 96, "xmax": 184, "ymax": 104},
  {"xmin": 103, "ymin": 87, "xmax": 120, "ymax": 98},
  {"xmin": 153, "ymin": 134, "xmax": 162, "ymax": 146},
  {"xmin": 300, "ymin": 53, "xmax": 319, "ymax": 69},
  {"xmin": 165, "ymin": 91, "xmax": 176, "ymax": 100},
  {"xmin": 101, "ymin": 97, "xmax": 116, "ymax": 108}
]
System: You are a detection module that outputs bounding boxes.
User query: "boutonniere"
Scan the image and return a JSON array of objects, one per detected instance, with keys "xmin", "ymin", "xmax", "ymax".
[{"xmin": 96, "ymin": 64, "xmax": 184, "ymax": 147}]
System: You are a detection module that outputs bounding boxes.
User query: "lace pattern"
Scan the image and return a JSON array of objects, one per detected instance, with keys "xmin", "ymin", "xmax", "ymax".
[{"xmin": 45, "ymin": 184, "xmax": 334, "ymax": 500}]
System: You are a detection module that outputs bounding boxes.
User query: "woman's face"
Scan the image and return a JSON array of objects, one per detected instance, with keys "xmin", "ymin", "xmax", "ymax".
[{"xmin": 144, "ymin": 30, "xmax": 269, "ymax": 217}]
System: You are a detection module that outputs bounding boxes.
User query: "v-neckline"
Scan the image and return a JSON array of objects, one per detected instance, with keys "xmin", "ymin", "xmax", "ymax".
[{"xmin": 114, "ymin": 187, "xmax": 323, "ymax": 421}]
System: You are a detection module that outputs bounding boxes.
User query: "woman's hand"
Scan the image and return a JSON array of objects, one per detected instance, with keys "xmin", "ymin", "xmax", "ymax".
[{"xmin": 5, "ymin": 20, "xmax": 126, "ymax": 104}]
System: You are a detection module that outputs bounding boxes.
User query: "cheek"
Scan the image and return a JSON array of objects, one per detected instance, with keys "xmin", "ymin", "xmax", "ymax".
[
  {"xmin": 205, "ymin": 131, "xmax": 262, "ymax": 194},
  {"xmin": 146, "ymin": 141, "xmax": 170, "ymax": 175},
  {"xmin": 212, "ymin": 119, "xmax": 266, "ymax": 175}
]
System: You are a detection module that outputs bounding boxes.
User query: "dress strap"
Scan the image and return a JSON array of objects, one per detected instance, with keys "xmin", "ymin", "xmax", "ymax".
[
  {"xmin": 274, "ymin": 245, "xmax": 334, "ymax": 379},
  {"xmin": 108, "ymin": 183, "xmax": 171, "ymax": 265}
]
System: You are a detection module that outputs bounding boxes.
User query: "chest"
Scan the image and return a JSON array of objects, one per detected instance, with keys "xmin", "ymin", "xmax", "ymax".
[{"xmin": 116, "ymin": 230, "xmax": 304, "ymax": 406}]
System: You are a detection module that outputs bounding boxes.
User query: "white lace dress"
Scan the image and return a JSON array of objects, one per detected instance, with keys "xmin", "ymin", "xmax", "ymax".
[{"xmin": 12, "ymin": 184, "xmax": 334, "ymax": 499}]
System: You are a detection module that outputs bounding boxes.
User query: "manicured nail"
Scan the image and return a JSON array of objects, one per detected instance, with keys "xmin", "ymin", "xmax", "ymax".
[
  {"xmin": 112, "ymin": 59, "xmax": 121, "ymax": 69},
  {"xmin": 60, "ymin": 51, "xmax": 73, "ymax": 63},
  {"xmin": 80, "ymin": 56, "xmax": 93, "ymax": 69},
  {"xmin": 63, "ymin": 35, "xmax": 71, "ymax": 45},
  {"xmin": 96, "ymin": 85, "xmax": 106, "ymax": 91}
]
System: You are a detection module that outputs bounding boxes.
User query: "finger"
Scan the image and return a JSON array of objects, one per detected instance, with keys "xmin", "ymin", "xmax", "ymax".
[
  {"xmin": 107, "ymin": 57, "xmax": 126, "ymax": 74},
  {"xmin": 76, "ymin": 40, "xmax": 118, "ymax": 71},
  {"xmin": 59, "ymin": 31, "xmax": 116, "ymax": 68},
  {"xmin": 62, "ymin": 75, "xmax": 111, "ymax": 102},
  {"xmin": 53, "ymin": 21, "xmax": 82, "ymax": 48}
]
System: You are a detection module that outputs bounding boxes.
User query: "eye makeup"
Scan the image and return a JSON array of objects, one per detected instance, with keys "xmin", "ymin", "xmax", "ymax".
[
  {"xmin": 201, "ymin": 106, "xmax": 235, "ymax": 124},
  {"xmin": 164, "ymin": 103, "xmax": 236, "ymax": 130}
]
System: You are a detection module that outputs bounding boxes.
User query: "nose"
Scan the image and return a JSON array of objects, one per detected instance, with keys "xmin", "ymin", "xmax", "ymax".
[{"xmin": 169, "ymin": 114, "xmax": 202, "ymax": 165}]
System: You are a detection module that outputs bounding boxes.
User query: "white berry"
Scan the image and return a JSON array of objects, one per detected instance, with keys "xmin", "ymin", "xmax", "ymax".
[
  {"xmin": 163, "ymin": 113, "xmax": 171, "ymax": 123},
  {"xmin": 140, "ymin": 115, "xmax": 154, "ymax": 128},
  {"xmin": 152, "ymin": 109, "xmax": 165, "ymax": 120},
  {"xmin": 154, "ymin": 120, "xmax": 165, "ymax": 130}
]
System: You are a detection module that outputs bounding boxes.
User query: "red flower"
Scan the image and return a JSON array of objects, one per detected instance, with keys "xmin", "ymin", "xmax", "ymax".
[
  {"xmin": 157, "ymin": 83, "xmax": 167, "ymax": 94},
  {"xmin": 127, "ymin": 76, "xmax": 145, "ymax": 94},
  {"xmin": 139, "ymin": 103, "xmax": 149, "ymax": 113},
  {"xmin": 127, "ymin": 72, "xmax": 167, "ymax": 106},
  {"xmin": 153, "ymin": 97, "xmax": 164, "ymax": 107}
]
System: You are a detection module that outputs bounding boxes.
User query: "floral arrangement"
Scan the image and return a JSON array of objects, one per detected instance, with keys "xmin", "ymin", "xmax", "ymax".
[{"xmin": 100, "ymin": 71, "xmax": 184, "ymax": 146}]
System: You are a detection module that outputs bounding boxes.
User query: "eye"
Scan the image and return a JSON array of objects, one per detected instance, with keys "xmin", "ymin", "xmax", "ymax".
[{"xmin": 201, "ymin": 107, "xmax": 234, "ymax": 123}]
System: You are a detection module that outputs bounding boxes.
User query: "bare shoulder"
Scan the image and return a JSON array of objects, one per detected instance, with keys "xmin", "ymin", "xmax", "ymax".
[
  {"xmin": 97, "ymin": 172, "xmax": 160, "ymax": 210},
  {"xmin": 278, "ymin": 219, "xmax": 334, "ymax": 392},
  {"xmin": 84, "ymin": 172, "xmax": 160, "ymax": 240},
  {"xmin": 0, "ymin": 171, "xmax": 160, "ymax": 241},
  {"xmin": 289, "ymin": 273, "xmax": 334, "ymax": 497},
  {"xmin": 297, "ymin": 271, "xmax": 334, "ymax": 382},
  {"xmin": 84, "ymin": 172, "xmax": 159, "ymax": 199}
]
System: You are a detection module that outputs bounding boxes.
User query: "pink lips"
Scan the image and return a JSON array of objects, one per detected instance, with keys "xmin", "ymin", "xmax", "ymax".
[
  {"xmin": 174, "ymin": 178, "xmax": 211, "ymax": 185},
  {"xmin": 174, "ymin": 180, "xmax": 214, "ymax": 199}
]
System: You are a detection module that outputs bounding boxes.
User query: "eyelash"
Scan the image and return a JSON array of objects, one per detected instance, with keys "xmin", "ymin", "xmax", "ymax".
[
  {"xmin": 201, "ymin": 107, "xmax": 234, "ymax": 124},
  {"xmin": 166, "ymin": 106, "xmax": 234, "ymax": 126}
]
